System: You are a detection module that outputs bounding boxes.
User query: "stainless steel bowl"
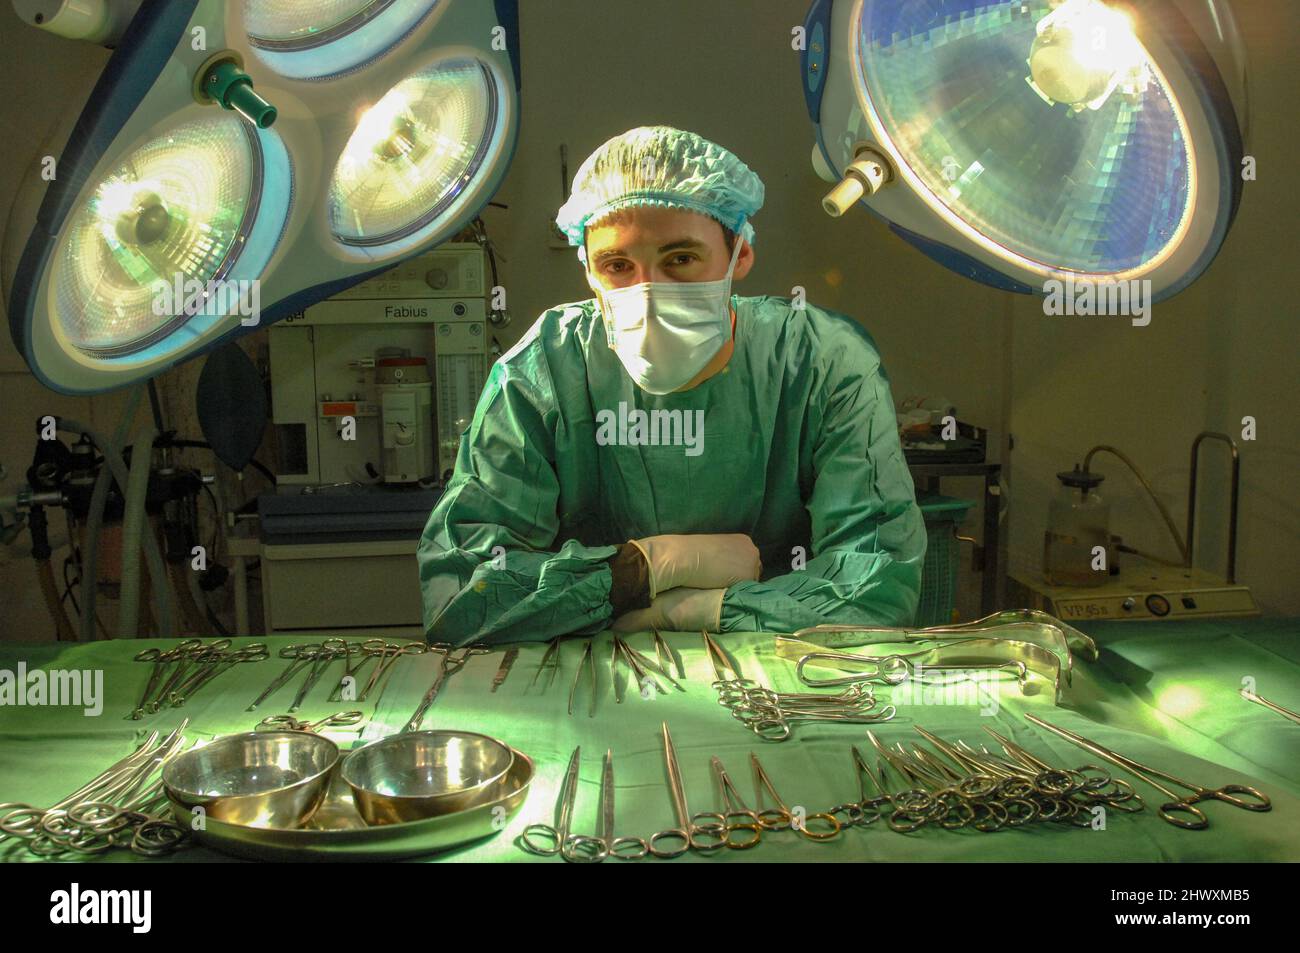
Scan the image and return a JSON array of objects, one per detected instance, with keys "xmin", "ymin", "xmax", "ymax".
[
  {"xmin": 340, "ymin": 730, "xmax": 515, "ymax": 825},
  {"xmin": 163, "ymin": 730, "xmax": 339, "ymax": 829}
]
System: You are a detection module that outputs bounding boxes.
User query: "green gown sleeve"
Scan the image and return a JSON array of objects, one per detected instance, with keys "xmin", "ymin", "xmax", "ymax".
[
  {"xmin": 417, "ymin": 328, "xmax": 618, "ymax": 646},
  {"xmin": 719, "ymin": 335, "xmax": 926, "ymax": 632}
]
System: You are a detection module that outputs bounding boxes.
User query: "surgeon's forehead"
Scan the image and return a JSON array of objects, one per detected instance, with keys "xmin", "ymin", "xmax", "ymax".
[{"xmin": 586, "ymin": 207, "xmax": 723, "ymax": 259}]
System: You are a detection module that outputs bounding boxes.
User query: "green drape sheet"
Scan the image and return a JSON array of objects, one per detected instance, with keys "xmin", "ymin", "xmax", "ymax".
[{"xmin": 1, "ymin": 617, "xmax": 1296, "ymax": 863}]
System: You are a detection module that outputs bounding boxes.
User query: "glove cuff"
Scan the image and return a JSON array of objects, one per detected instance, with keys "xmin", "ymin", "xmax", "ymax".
[{"xmin": 628, "ymin": 537, "xmax": 659, "ymax": 598}]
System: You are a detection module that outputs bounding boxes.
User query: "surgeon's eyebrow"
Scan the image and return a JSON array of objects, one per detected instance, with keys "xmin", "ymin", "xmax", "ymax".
[{"xmin": 592, "ymin": 238, "xmax": 709, "ymax": 263}]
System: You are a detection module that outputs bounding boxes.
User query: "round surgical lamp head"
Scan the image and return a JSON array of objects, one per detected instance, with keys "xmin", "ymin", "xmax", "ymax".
[
  {"xmin": 9, "ymin": 110, "xmax": 292, "ymax": 393},
  {"xmin": 327, "ymin": 56, "xmax": 499, "ymax": 254},
  {"xmin": 802, "ymin": 0, "xmax": 1249, "ymax": 301},
  {"xmin": 51, "ymin": 115, "xmax": 283, "ymax": 357},
  {"xmin": 5, "ymin": 0, "xmax": 521, "ymax": 394},
  {"xmin": 243, "ymin": 0, "xmax": 442, "ymax": 81}
]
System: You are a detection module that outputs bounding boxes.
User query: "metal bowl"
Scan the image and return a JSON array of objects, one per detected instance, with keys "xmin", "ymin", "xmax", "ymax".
[
  {"xmin": 163, "ymin": 730, "xmax": 339, "ymax": 829},
  {"xmin": 172, "ymin": 749, "xmax": 536, "ymax": 860},
  {"xmin": 340, "ymin": 730, "xmax": 515, "ymax": 825}
]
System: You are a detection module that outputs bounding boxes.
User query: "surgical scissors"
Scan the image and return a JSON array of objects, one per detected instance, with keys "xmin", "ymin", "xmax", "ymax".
[
  {"xmin": 750, "ymin": 752, "xmax": 840, "ymax": 840},
  {"xmin": 405, "ymin": 644, "xmax": 489, "ymax": 732},
  {"xmin": 257, "ymin": 711, "xmax": 365, "ymax": 733},
  {"xmin": 820, "ymin": 746, "xmax": 884, "ymax": 829},
  {"xmin": 1025, "ymin": 713, "xmax": 1270, "ymax": 829},
  {"xmin": 599, "ymin": 750, "xmax": 649, "ymax": 860},
  {"xmin": 521, "ymin": 746, "xmax": 606, "ymax": 862},
  {"xmin": 708, "ymin": 757, "xmax": 762, "ymax": 849},
  {"xmin": 655, "ymin": 723, "xmax": 728, "ymax": 854}
]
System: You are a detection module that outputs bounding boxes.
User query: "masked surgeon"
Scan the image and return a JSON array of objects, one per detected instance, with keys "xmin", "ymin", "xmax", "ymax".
[{"xmin": 418, "ymin": 126, "xmax": 926, "ymax": 644}]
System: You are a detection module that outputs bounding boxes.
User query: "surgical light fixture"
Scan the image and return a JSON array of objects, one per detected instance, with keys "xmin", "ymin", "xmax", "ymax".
[
  {"xmin": 4, "ymin": 0, "xmax": 521, "ymax": 394},
  {"xmin": 328, "ymin": 57, "xmax": 497, "ymax": 252},
  {"xmin": 800, "ymin": 0, "xmax": 1249, "ymax": 301}
]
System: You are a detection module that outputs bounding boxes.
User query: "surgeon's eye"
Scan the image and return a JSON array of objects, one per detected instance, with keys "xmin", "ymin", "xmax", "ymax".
[{"xmin": 665, "ymin": 254, "xmax": 698, "ymax": 268}]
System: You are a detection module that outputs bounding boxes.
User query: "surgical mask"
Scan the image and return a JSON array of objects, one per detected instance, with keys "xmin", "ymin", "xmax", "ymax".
[{"xmin": 588, "ymin": 226, "xmax": 744, "ymax": 395}]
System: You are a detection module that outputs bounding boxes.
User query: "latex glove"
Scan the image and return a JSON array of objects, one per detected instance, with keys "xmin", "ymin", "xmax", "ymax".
[
  {"xmin": 629, "ymin": 534, "xmax": 761, "ymax": 599},
  {"xmin": 610, "ymin": 587, "xmax": 725, "ymax": 633}
]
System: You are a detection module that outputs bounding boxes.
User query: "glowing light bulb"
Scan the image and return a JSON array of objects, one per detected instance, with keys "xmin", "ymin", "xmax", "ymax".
[
  {"xmin": 1029, "ymin": 0, "xmax": 1151, "ymax": 110},
  {"xmin": 352, "ymin": 90, "xmax": 414, "ymax": 154},
  {"xmin": 328, "ymin": 58, "xmax": 496, "ymax": 249}
]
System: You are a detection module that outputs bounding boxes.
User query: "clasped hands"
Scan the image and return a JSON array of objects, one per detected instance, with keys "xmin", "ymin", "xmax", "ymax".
[{"xmin": 610, "ymin": 533, "xmax": 761, "ymax": 633}]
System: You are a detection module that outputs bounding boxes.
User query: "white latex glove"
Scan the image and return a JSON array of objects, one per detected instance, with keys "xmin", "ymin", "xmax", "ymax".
[
  {"xmin": 610, "ymin": 587, "xmax": 726, "ymax": 633},
  {"xmin": 629, "ymin": 534, "xmax": 761, "ymax": 599}
]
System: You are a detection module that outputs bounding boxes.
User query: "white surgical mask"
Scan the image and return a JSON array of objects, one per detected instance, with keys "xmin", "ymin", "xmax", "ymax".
[{"xmin": 588, "ymin": 226, "xmax": 744, "ymax": 395}]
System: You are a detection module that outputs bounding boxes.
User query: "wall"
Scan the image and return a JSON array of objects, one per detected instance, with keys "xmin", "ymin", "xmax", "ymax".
[{"xmin": 1006, "ymin": 2, "xmax": 1300, "ymax": 614}]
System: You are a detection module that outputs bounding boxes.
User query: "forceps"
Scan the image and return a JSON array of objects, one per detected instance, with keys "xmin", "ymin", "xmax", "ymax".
[
  {"xmin": 521, "ymin": 746, "xmax": 606, "ymax": 862},
  {"xmin": 130, "ymin": 640, "xmax": 202, "ymax": 718},
  {"xmin": 1025, "ymin": 713, "xmax": 1271, "ymax": 829},
  {"xmin": 130, "ymin": 646, "xmax": 179, "ymax": 720},
  {"xmin": 568, "ymin": 640, "xmax": 597, "ymax": 717},
  {"xmin": 653, "ymin": 630, "xmax": 684, "ymax": 681},
  {"xmin": 328, "ymin": 640, "xmax": 378, "ymax": 702},
  {"xmin": 257, "ymin": 711, "xmax": 365, "ymax": 733},
  {"xmin": 1241, "ymin": 689, "xmax": 1300, "ymax": 725},
  {"xmin": 530, "ymin": 638, "xmax": 563, "ymax": 692},
  {"xmin": 612, "ymin": 636, "xmax": 669, "ymax": 697},
  {"xmin": 170, "ymin": 643, "xmax": 268, "ymax": 707},
  {"xmin": 357, "ymin": 640, "xmax": 427, "ymax": 703},
  {"xmin": 405, "ymin": 644, "xmax": 489, "ymax": 732},
  {"xmin": 247, "ymin": 643, "xmax": 325, "ymax": 711},
  {"xmin": 289, "ymin": 638, "xmax": 348, "ymax": 712},
  {"xmin": 702, "ymin": 631, "xmax": 741, "ymax": 680},
  {"xmin": 616, "ymin": 636, "xmax": 684, "ymax": 693},
  {"xmin": 149, "ymin": 639, "xmax": 210, "ymax": 710}
]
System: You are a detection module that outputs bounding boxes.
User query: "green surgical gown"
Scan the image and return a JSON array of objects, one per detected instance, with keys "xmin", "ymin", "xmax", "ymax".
[{"xmin": 417, "ymin": 295, "xmax": 926, "ymax": 644}]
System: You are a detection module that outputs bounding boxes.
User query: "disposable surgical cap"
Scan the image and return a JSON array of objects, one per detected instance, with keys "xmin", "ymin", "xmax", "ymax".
[{"xmin": 555, "ymin": 126, "xmax": 765, "ymax": 255}]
